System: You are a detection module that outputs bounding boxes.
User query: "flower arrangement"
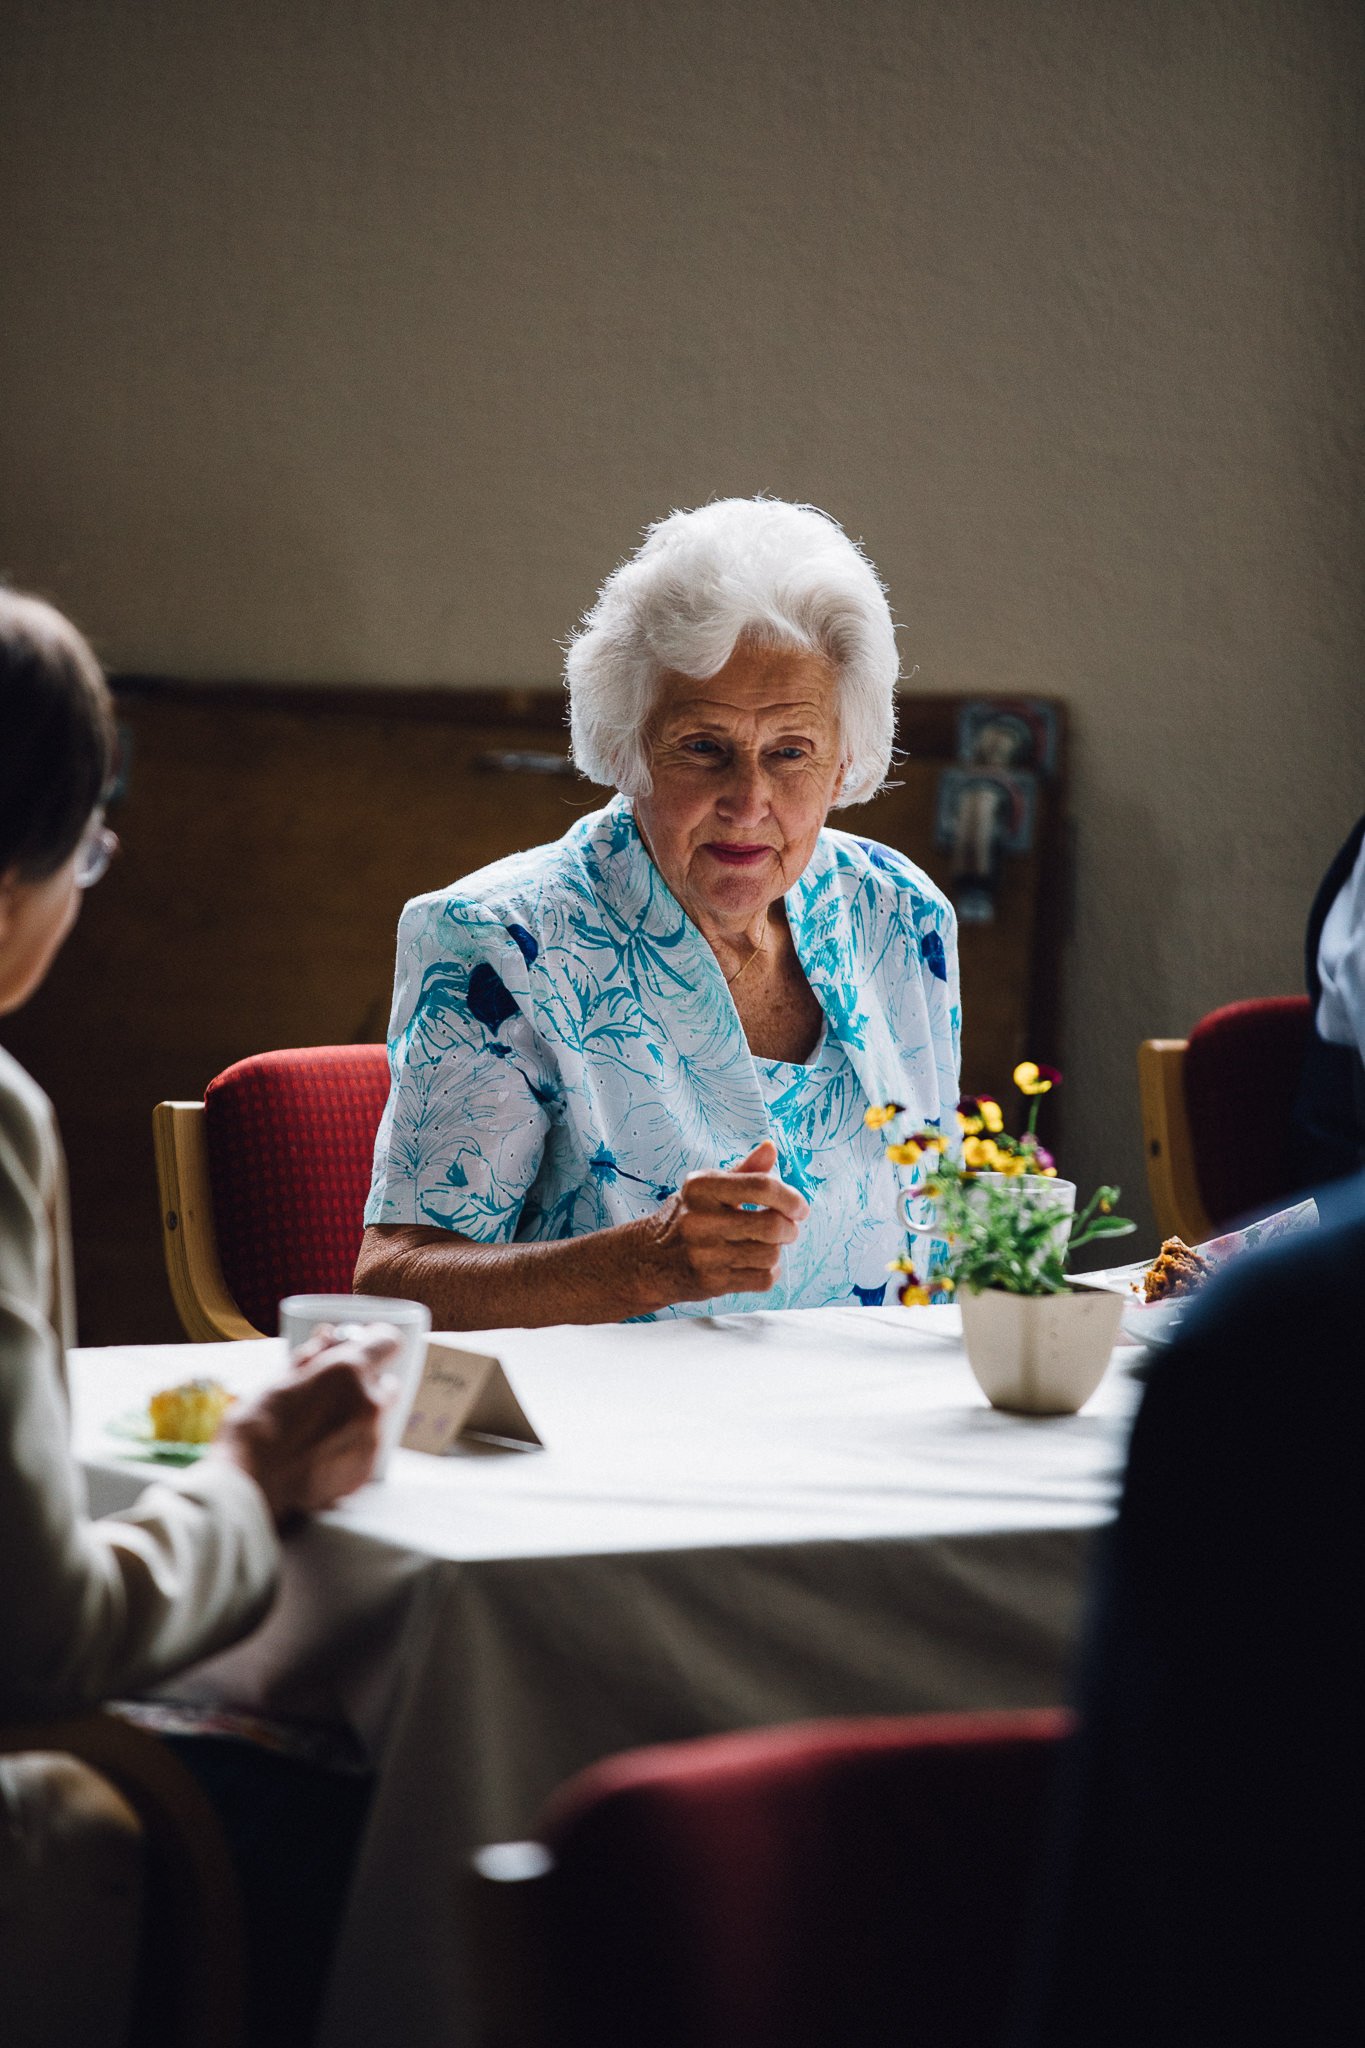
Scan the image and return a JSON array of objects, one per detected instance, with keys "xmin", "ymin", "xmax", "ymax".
[{"xmin": 867, "ymin": 1062, "xmax": 1134, "ymax": 1304}]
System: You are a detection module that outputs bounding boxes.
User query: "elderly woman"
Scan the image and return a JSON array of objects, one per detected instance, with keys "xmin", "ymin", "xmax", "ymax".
[{"xmin": 356, "ymin": 499, "xmax": 959, "ymax": 1325}]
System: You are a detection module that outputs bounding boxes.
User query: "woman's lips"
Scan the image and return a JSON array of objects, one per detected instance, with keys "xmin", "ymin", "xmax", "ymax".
[{"xmin": 704, "ymin": 843, "xmax": 773, "ymax": 866}]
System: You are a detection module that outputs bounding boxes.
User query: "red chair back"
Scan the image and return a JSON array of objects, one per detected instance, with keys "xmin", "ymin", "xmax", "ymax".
[
  {"xmin": 1182, "ymin": 997, "xmax": 1312, "ymax": 1229},
  {"xmin": 203, "ymin": 1045, "xmax": 392, "ymax": 1336},
  {"xmin": 535, "ymin": 1708, "xmax": 1070, "ymax": 2048}
]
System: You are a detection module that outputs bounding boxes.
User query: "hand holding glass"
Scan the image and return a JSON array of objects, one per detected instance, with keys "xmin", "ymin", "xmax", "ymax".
[{"xmin": 279, "ymin": 1294, "xmax": 432, "ymax": 1478}]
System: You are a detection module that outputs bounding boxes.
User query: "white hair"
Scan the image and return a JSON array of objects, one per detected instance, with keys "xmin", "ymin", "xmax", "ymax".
[{"xmin": 565, "ymin": 498, "xmax": 899, "ymax": 806}]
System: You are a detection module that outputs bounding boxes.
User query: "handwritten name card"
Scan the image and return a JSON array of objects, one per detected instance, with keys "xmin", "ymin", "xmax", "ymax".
[{"xmin": 400, "ymin": 1340, "xmax": 542, "ymax": 1456}]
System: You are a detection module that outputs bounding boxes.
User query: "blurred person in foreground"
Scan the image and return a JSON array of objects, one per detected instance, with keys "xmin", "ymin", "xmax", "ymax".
[
  {"xmin": 1293, "ymin": 808, "xmax": 1365, "ymax": 1195},
  {"xmin": 357, "ymin": 498, "xmax": 960, "ymax": 1326},
  {"xmin": 1008, "ymin": 1176, "xmax": 1364, "ymax": 2046},
  {"xmin": 0, "ymin": 588, "xmax": 397, "ymax": 2047}
]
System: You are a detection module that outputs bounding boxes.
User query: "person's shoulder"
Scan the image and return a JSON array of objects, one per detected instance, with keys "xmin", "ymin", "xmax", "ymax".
[
  {"xmin": 0, "ymin": 1047, "xmax": 55, "ymax": 1178},
  {"xmin": 396, "ymin": 802, "xmax": 620, "ymax": 941},
  {"xmin": 815, "ymin": 827, "xmax": 955, "ymax": 924}
]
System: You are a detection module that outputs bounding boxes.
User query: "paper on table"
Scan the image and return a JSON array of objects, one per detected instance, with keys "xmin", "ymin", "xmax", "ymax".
[
  {"xmin": 1200, "ymin": 1194, "xmax": 1319, "ymax": 1264},
  {"xmin": 400, "ymin": 1340, "xmax": 542, "ymax": 1456}
]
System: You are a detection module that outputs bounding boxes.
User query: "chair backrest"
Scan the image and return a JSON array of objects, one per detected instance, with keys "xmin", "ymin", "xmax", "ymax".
[
  {"xmin": 1140, "ymin": 997, "xmax": 1314, "ymax": 1243},
  {"xmin": 1182, "ymin": 997, "xmax": 1313, "ymax": 1228},
  {"xmin": 201, "ymin": 1045, "xmax": 392, "ymax": 1337},
  {"xmin": 0, "ymin": 1710, "xmax": 244, "ymax": 2047},
  {"xmin": 472, "ymin": 1708, "xmax": 1069, "ymax": 2048}
]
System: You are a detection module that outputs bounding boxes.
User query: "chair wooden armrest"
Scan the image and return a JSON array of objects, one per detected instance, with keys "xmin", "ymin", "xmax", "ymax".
[
  {"xmin": 0, "ymin": 1709, "xmax": 244, "ymax": 2048},
  {"xmin": 466, "ymin": 1842, "xmax": 556, "ymax": 2048},
  {"xmin": 1138, "ymin": 1038, "xmax": 1213, "ymax": 1245},
  {"xmin": 153, "ymin": 1102, "xmax": 262, "ymax": 1341}
]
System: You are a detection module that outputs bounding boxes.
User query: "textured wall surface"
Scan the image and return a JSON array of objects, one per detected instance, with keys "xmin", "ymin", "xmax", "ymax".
[{"xmin": 3, "ymin": 0, "xmax": 1362, "ymax": 1244}]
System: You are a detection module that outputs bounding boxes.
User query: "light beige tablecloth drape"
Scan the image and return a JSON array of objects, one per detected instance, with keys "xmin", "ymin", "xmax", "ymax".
[{"xmin": 73, "ymin": 1305, "xmax": 1141, "ymax": 2048}]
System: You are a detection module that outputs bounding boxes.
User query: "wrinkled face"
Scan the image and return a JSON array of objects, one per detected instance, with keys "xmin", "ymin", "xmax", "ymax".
[{"xmin": 634, "ymin": 641, "xmax": 847, "ymax": 935}]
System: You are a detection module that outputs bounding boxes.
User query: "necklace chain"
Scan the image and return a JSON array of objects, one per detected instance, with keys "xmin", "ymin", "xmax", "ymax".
[
  {"xmin": 723, "ymin": 933, "xmax": 766, "ymax": 989},
  {"xmin": 633, "ymin": 809, "xmax": 771, "ymax": 995}
]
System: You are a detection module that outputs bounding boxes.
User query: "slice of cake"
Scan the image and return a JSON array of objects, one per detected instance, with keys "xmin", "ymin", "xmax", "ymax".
[
  {"xmin": 1142, "ymin": 1236, "xmax": 1210, "ymax": 1303},
  {"xmin": 148, "ymin": 1378, "xmax": 235, "ymax": 1444}
]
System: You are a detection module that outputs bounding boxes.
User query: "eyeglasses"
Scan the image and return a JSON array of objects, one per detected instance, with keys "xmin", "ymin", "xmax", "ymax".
[{"xmin": 74, "ymin": 813, "xmax": 119, "ymax": 890}]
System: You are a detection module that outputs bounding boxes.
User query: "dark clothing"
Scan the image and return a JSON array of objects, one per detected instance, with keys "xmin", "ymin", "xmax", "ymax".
[
  {"xmin": 160, "ymin": 1738, "xmax": 372, "ymax": 2048},
  {"xmin": 1010, "ymin": 1179, "xmax": 1365, "ymax": 2047},
  {"xmin": 1292, "ymin": 814, "xmax": 1365, "ymax": 1188}
]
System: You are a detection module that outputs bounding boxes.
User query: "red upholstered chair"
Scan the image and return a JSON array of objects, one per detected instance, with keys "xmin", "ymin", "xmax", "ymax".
[
  {"xmin": 153, "ymin": 1045, "xmax": 392, "ymax": 1340},
  {"xmin": 1138, "ymin": 997, "xmax": 1313, "ymax": 1244},
  {"xmin": 468, "ymin": 1708, "xmax": 1071, "ymax": 2048}
]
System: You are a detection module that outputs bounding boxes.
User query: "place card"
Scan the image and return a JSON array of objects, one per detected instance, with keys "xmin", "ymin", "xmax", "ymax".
[{"xmin": 400, "ymin": 1340, "xmax": 542, "ymax": 1456}]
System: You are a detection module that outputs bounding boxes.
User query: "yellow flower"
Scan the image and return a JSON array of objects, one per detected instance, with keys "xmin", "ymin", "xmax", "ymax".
[
  {"xmin": 886, "ymin": 1141, "xmax": 923, "ymax": 1166},
  {"xmin": 1013, "ymin": 1060, "xmax": 1060, "ymax": 1097},
  {"xmin": 864, "ymin": 1103, "xmax": 903, "ymax": 1130},
  {"xmin": 1041, "ymin": 1165, "xmax": 1058, "ymax": 1177},
  {"xmin": 898, "ymin": 1281, "xmax": 932, "ymax": 1308},
  {"xmin": 887, "ymin": 1256, "xmax": 915, "ymax": 1274},
  {"xmin": 934, "ymin": 1275, "xmax": 956, "ymax": 1294},
  {"xmin": 966, "ymin": 1136, "xmax": 1021, "ymax": 1173},
  {"xmin": 980, "ymin": 1099, "xmax": 1004, "ymax": 1133},
  {"xmin": 997, "ymin": 1152, "xmax": 1028, "ymax": 1177}
]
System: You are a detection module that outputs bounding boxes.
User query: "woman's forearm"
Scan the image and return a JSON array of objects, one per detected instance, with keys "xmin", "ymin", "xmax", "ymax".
[
  {"xmin": 354, "ymin": 1153, "xmax": 803, "ymax": 1328},
  {"xmin": 353, "ymin": 1218, "xmax": 672, "ymax": 1328}
]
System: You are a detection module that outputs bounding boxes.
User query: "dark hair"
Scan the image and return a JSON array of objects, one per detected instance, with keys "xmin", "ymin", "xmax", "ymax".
[{"xmin": 0, "ymin": 589, "xmax": 116, "ymax": 880}]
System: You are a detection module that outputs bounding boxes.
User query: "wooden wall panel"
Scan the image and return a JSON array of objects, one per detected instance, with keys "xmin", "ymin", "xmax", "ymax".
[{"xmin": 1, "ymin": 684, "xmax": 1065, "ymax": 1343}]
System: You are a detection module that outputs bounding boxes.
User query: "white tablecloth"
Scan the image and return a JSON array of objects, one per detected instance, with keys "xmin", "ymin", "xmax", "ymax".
[{"xmin": 72, "ymin": 1305, "xmax": 1142, "ymax": 2048}]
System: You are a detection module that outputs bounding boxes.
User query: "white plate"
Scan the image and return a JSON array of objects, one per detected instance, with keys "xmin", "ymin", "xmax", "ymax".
[
  {"xmin": 1072, "ymin": 1261, "xmax": 1194, "ymax": 1349},
  {"xmin": 1118, "ymin": 1295, "xmax": 1190, "ymax": 1347},
  {"xmin": 106, "ymin": 1410, "xmax": 209, "ymax": 1464}
]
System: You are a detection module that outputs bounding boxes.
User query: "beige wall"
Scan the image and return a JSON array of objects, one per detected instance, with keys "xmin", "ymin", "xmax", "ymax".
[{"xmin": 3, "ymin": 0, "xmax": 1362, "ymax": 1242}]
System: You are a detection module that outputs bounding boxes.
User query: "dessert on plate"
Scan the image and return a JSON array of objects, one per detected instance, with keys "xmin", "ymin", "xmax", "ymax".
[
  {"xmin": 1141, "ymin": 1236, "xmax": 1210, "ymax": 1303},
  {"xmin": 148, "ymin": 1377, "xmax": 235, "ymax": 1444}
]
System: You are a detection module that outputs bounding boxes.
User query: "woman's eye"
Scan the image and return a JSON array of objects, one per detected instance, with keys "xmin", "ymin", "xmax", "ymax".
[
  {"xmin": 771, "ymin": 746, "xmax": 808, "ymax": 763},
  {"xmin": 683, "ymin": 738, "xmax": 723, "ymax": 758}
]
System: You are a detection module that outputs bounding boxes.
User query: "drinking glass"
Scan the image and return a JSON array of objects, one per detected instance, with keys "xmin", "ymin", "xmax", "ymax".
[{"xmin": 278, "ymin": 1293, "xmax": 432, "ymax": 1477}]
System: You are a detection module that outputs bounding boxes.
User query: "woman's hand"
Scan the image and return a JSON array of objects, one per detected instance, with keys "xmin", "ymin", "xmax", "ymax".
[
  {"xmin": 211, "ymin": 1326, "xmax": 398, "ymax": 1526},
  {"xmin": 643, "ymin": 1140, "xmax": 808, "ymax": 1303}
]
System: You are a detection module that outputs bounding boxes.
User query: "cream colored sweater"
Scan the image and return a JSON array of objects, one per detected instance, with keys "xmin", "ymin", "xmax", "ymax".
[{"xmin": 0, "ymin": 1047, "xmax": 277, "ymax": 1716}]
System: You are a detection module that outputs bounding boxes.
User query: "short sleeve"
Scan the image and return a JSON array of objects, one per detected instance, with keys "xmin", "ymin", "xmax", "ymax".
[{"xmin": 364, "ymin": 895, "xmax": 555, "ymax": 1239}]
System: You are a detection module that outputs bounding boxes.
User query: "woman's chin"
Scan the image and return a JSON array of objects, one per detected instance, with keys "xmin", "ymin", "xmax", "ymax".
[{"xmin": 692, "ymin": 869, "xmax": 777, "ymax": 924}]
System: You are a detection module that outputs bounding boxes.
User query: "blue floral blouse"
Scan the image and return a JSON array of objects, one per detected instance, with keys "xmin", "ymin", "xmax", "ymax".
[{"xmin": 365, "ymin": 796, "xmax": 960, "ymax": 1317}]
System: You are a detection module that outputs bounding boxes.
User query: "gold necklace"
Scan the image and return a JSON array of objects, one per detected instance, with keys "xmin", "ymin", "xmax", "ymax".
[{"xmin": 723, "ymin": 931, "xmax": 767, "ymax": 988}]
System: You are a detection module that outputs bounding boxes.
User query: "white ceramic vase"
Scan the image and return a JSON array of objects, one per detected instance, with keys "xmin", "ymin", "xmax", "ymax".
[{"xmin": 959, "ymin": 1283, "xmax": 1124, "ymax": 1416}]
